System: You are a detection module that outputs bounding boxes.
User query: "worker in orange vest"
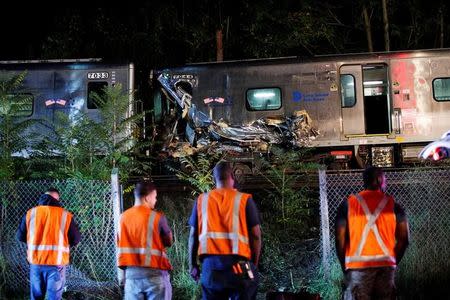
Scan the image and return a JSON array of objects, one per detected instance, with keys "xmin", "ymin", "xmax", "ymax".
[
  {"xmin": 335, "ymin": 167, "xmax": 410, "ymax": 300},
  {"xmin": 16, "ymin": 187, "xmax": 81, "ymax": 300},
  {"xmin": 117, "ymin": 181, "xmax": 173, "ymax": 300},
  {"xmin": 188, "ymin": 161, "xmax": 262, "ymax": 300}
]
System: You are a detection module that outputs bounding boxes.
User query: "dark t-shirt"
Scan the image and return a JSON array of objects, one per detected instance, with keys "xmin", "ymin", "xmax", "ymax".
[
  {"xmin": 159, "ymin": 214, "xmax": 171, "ymax": 237},
  {"xmin": 335, "ymin": 193, "xmax": 407, "ymax": 228}
]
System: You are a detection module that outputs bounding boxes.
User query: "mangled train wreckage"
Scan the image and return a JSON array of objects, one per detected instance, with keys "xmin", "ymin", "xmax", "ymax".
[{"xmin": 151, "ymin": 49, "xmax": 450, "ymax": 168}]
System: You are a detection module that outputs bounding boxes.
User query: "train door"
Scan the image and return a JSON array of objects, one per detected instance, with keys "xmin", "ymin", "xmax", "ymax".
[{"xmin": 340, "ymin": 64, "xmax": 391, "ymax": 136}]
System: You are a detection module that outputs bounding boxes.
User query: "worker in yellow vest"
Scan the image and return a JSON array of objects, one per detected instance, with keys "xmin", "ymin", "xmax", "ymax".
[
  {"xmin": 188, "ymin": 161, "xmax": 262, "ymax": 300},
  {"xmin": 335, "ymin": 167, "xmax": 410, "ymax": 299},
  {"xmin": 117, "ymin": 181, "xmax": 173, "ymax": 300},
  {"xmin": 16, "ymin": 187, "xmax": 81, "ymax": 300}
]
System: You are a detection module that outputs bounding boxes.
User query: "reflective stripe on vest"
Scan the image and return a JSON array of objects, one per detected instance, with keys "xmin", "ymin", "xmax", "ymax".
[
  {"xmin": 117, "ymin": 210, "xmax": 167, "ymax": 264},
  {"xmin": 27, "ymin": 207, "xmax": 70, "ymax": 265},
  {"xmin": 199, "ymin": 192, "xmax": 248, "ymax": 255},
  {"xmin": 345, "ymin": 194, "xmax": 396, "ymax": 265}
]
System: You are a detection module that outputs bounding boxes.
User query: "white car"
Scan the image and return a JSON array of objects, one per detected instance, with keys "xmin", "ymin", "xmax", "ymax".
[{"xmin": 419, "ymin": 131, "xmax": 450, "ymax": 161}]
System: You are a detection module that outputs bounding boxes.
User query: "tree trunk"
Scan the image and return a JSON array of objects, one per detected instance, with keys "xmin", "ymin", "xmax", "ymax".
[
  {"xmin": 362, "ymin": 3, "xmax": 374, "ymax": 52},
  {"xmin": 216, "ymin": 29, "xmax": 224, "ymax": 61},
  {"xmin": 440, "ymin": 6, "xmax": 444, "ymax": 48},
  {"xmin": 381, "ymin": 0, "xmax": 390, "ymax": 51}
]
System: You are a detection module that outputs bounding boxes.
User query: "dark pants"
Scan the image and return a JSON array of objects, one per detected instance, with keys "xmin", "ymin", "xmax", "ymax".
[
  {"xmin": 200, "ymin": 256, "xmax": 258, "ymax": 300},
  {"xmin": 30, "ymin": 265, "xmax": 66, "ymax": 300}
]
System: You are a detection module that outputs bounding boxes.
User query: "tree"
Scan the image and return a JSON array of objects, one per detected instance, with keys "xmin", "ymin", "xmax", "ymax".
[
  {"xmin": 362, "ymin": 2, "xmax": 374, "ymax": 52},
  {"xmin": 381, "ymin": 0, "xmax": 390, "ymax": 51},
  {"xmin": 29, "ymin": 84, "xmax": 149, "ymax": 180},
  {"xmin": 0, "ymin": 72, "xmax": 35, "ymax": 179}
]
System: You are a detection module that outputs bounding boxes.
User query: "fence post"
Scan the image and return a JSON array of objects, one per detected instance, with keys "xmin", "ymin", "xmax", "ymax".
[
  {"xmin": 111, "ymin": 168, "xmax": 123, "ymax": 283},
  {"xmin": 319, "ymin": 168, "xmax": 331, "ymax": 276}
]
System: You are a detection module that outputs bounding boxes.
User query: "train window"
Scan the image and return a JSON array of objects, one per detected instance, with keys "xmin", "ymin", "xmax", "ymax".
[
  {"xmin": 433, "ymin": 78, "xmax": 450, "ymax": 101},
  {"xmin": 341, "ymin": 74, "xmax": 356, "ymax": 107},
  {"xmin": 246, "ymin": 88, "xmax": 281, "ymax": 111},
  {"xmin": 153, "ymin": 90, "xmax": 163, "ymax": 122},
  {"xmin": 7, "ymin": 93, "xmax": 33, "ymax": 117},
  {"xmin": 87, "ymin": 81, "xmax": 108, "ymax": 109}
]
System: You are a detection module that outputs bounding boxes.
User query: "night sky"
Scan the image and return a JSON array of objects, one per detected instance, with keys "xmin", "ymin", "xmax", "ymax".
[{"xmin": 1, "ymin": 1, "xmax": 448, "ymax": 66}]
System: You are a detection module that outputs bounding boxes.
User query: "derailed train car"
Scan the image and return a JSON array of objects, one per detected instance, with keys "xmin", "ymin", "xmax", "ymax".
[
  {"xmin": 151, "ymin": 49, "xmax": 450, "ymax": 168},
  {"xmin": 0, "ymin": 59, "xmax": 134, "ymax": 154}
]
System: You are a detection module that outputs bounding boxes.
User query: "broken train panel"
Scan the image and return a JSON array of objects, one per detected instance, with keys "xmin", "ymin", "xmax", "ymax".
[{"xmin": 151, "ymin": 49, "xmax": 450, "ymax": 168}]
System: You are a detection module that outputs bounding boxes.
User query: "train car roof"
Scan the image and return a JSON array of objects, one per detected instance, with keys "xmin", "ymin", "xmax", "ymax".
[
  {"xmin": 155, "ymin": 48, "xmax": 450, "ymax": 72},
  {"xmin": 0, "ymin": 59, "xmax": 132, "ymax": 70}
]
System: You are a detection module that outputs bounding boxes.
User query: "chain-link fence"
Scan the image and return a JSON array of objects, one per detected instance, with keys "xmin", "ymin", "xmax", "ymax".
[
  {"xmin": 0, "ymin": 179, "xmax": 121, "ymax": 298},
  {"xmin": 319, "ymin": 167, "xmax": 450, "ymax": 298}
]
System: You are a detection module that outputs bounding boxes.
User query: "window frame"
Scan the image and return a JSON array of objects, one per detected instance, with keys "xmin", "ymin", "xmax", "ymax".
[
  {"xmin": 87, "ymin": 81, "xmax": 109, "ymax": 110},
  {"xmin": 432, "ymin": 77, "xmax": 450, "ymax": 102},
  {"xmin": 340, "ymin": 74, "xmax": 357, "ymax": 108},
  {"xmin": 7, "ymin": 93, "xmax": 34, "ymax": 117},
  {"xmin": 245, "ymin": 87, "xmax": 282, "ymax": 111}
]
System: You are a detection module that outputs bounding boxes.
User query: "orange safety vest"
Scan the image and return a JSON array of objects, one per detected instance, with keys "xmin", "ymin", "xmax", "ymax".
[
  {"xmin": 117, "ymin": 206, "xmax": 172, "ymax": 270},
  {"xmin": 345, "ymin": 191, "xmax": 397, "ymax": 270},
  {"xmin": 26, "ymin": 206, "xmax": 73, "ymax": 266},
  {"xmin": 197, "ymin": 188, "xmax": 252, "ymax": 260}
]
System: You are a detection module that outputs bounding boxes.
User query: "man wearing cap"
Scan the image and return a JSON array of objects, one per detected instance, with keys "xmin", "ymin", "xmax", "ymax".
[
  {"xmin": 188, "ymin": 161, "xmax": 262, "ymax": 300},
  {"xmin": 335, "ymin": 167, "xmax": 410, "ymax": 299},
  {"xmin": 16, "ymin": 187, "xmax": 81, "ymax": 300}
]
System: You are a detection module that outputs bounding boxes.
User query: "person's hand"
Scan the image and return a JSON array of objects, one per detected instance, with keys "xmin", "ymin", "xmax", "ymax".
[
  {"xmin": 190, "ymin": 265, "xmax": 200, "ymax": 282},
  {"xmin": 118, "ymin": 268, "xmax": 125, "ymax": 287}
]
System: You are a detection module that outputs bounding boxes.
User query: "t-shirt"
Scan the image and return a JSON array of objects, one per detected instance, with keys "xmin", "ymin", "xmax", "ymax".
[
  {"xmin": 335, "ymin": 191, "xmax": 407, "ymax": 229},
  {"xmin": 159, "ymin": 214, "xmax": 171, "ymax": 237}
]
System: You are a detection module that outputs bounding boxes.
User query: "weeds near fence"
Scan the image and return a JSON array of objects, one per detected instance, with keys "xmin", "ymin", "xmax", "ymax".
[
  {"xmin": 255, "ymin": 147, "xmax": 320, "ymax": 293},
  {"xmin": 307, "ymin": 260, "xmax": 342, "ymax": 300},
  {"xmin": 159, "ymin": 192, "xmax": 201, "ymax": 300},
  {"xmin": 0, "ymin": 252, "xmax": 7, "ymax": 296},
  {"xmin": 169, "ymin": 152, "xmax": 222, "ymax": 195}
]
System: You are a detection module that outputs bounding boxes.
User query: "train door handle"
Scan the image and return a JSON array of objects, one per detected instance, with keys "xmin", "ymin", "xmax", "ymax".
[{"xmin": 394, "ymin": 109, "xmax": 401, "ymax": 134}]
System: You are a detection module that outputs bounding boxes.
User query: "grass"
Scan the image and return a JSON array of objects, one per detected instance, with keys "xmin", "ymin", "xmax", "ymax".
[{"xmin": 307, "ymin": 260, "xmax": 343, "ymax": 300}]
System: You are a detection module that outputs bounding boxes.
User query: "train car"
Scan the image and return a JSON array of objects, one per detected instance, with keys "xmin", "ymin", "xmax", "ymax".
[
  {"xmin": 0, "ymin": 59, "xmax": 135, "ymax": 154},
  {"xmin": 151, "ymin": 49, "xmax": 450, "ymax": 168}
]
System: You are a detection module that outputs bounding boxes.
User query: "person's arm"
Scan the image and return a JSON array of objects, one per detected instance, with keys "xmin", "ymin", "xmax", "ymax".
[
  {"xmin": 16, "ymin": 215, "xmax": 27, "ymax": 243},
  {"xmin": 249, "ymin": 225, "xmax": 261, "ymax": 267},
  {"xmin": 394, "ymin": 202, "xmax": 410, "ymax": 264},
  {"xmin": 68, "ymin": 217, "xmax": 81, "ymax": 247},
  {"xmin": 159, "ymin": 215, "xmax": 173, "ymax": 247},
  {"xmin": 245, "ymin": 197, "xmax": 262, "ymax": 267},
  {"xmin": 335, "ymin": 200, "xmax": 348, "ymax": 273},
  {"xmin": 188, "ymin": 200, "xmax": 200, "ymax": 281},
  {"xmin": 188, "ymin": 226, "xmax": 200, "ymax": 281},
  {"xmin": 335, "ymin": 223, "xmax": 347, "ymax": 273}
]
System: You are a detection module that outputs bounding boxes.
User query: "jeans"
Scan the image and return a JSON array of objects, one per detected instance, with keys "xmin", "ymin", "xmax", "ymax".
[
  {"xmin": 344, "ymin": 267, "xmax": 396, "ymax": 300},
  {"xmin": 124, "ymin": 269, "xmax": 172, "ymax": 300},
  {"xmin": 30, "ymin": 265, "xmax": 66, "ymax": 300},
  {"xmin": 200, "ymin": 256, "xmax": 259, "ymax": 300}
]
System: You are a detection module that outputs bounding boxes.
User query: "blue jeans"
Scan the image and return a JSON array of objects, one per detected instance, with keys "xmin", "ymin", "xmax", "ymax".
[
  {"xmin": 200, "ymin": 256, "xmax": 259, "ymax": 300},
  {"xmin": 30, "ymin": 265, "xmax": 66, "ymax": 300},
  {"xmin": 124, "ymin": 269, "xmax": 172, "ymax": 300}
]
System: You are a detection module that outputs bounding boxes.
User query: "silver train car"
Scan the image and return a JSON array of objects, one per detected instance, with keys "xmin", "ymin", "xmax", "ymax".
[
  {"xmin": 152, "ymin": 49, "xmax": 450, "ymax": 168},
  {"xmin": 0, "ymin": 59, "xmax": 134, "ymax": 151}
]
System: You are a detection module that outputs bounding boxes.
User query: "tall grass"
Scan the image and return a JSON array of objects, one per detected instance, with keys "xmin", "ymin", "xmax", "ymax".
[
  {"xmin": 307, "ymin": 259, "xmax": 343, "ymax": 300},
  {"xmin": 159, "ymin": 192, "xmax": 201, "ymax": 300},
  {"xmin": 396, "ymin": 212, "xmax": 450, "ymax": 299}
]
